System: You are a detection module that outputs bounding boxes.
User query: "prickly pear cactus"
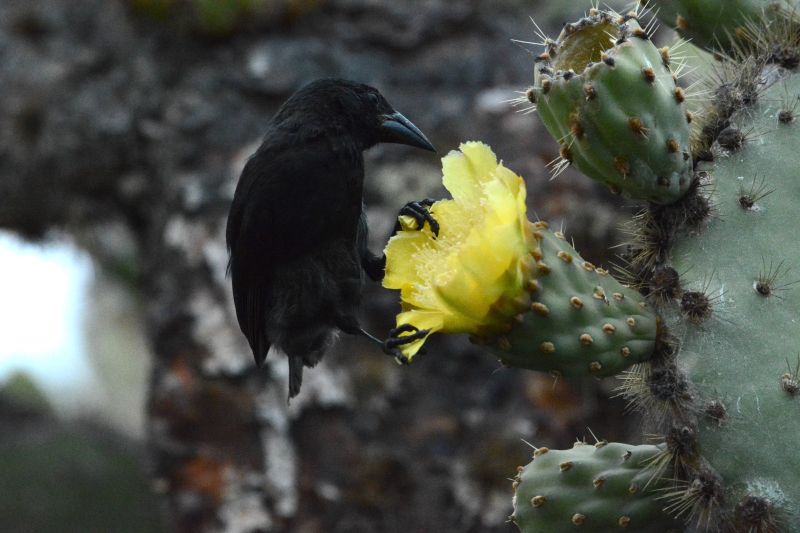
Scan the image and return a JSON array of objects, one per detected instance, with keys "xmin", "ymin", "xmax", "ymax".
[
  {"xmin": 646, "ymin": 0, "xmax": 800, "ymax": 63},
  {"xmin": 488, "ymin": 225, "xmax": 658, "ymax": 378},
  {"xmin": 530, "ymin": 8, "xmax": 693, "ymax": 203},
  {"xmin": 644, "ymin": 0, "xmax": 768, "ymax": 53},
  {"xmin": 512, "ymin": 441, "xmax": 682, "ymax": 532},
  {"xmin": 665, "ymin": 71, "xmax": 800, "ymax": 527},
  {"xmin": 510, "ymin": 3, "xmax": 800, "ymax": 532}
]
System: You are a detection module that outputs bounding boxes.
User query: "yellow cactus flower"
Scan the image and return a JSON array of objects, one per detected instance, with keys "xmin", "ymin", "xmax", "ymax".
[{"xmin": 383, "ymin": 141, "xmax": 537, "ymax": 360}]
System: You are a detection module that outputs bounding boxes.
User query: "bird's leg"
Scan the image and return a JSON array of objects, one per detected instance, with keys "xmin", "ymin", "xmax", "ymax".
[
  {"xmin": 339, "ymin": 316, "xmax": 416, "ymax": 364},
  {"xmin": 393, "ymin": 198, "xmax": 439, "ymax": 237},
  {"xmin": 383, "ymin": 324, "xmax": 430, "ymax": 365},
  {"xmin": 337, "ymin": 316, "xmax": 387, "ymax": 347},
  {"xmin": 356, "ymin": 327, "xmax": 383, "ymax": 346}
]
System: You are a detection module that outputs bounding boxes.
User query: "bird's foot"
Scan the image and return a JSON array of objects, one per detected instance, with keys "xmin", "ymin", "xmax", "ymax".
[
  {"xmin": 395, "ymin": 198, "xmax": 439, "ymax": 237},
  {"xmin": 383, "ymin": 324, "xmax": 430, "ymax": 365}
]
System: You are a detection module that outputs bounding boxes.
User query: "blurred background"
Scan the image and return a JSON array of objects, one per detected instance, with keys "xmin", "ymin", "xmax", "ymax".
[{"xmin": 0, "ymin": 0, "xmax": 645, "ymax": 531}]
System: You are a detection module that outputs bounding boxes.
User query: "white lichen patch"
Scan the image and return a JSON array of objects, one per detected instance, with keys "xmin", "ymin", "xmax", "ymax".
[
  {"xmin": 164, "ymin": 215, "xmax": 208, "ymax": 266},
  {"xmin": 218, "ymin": 490, "xmax": 273, "ymax": 533},
  {"xmin": 190, "ymin": 289, "xmax": 250, "ymax": 375},
  {"xmin": 286, "ymin": 357, "xmax": 354, "ymax": 416},
  {"xmin": 261, "ymin": 427, "xmax": 298, "ymax": 518}
]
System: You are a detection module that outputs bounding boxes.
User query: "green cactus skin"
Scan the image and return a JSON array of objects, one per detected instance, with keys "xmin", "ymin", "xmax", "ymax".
[
  {"xmin": 665, "ymin": 71, "xmax": 800, "ymax": 526},
  {"xmin": 511, "ymin": 441, "xmax": 682, "ymax": 532},
  {"xmin": 488, "ymin": 225, "xmax": 658, "ymax": 378},
  {"xmin": 531, "ymin": 9, "xmax": 693, "ymax": 204},
  {"xmin": 645, "ymin": 0, "xmax": 788, "ymax": 55},
  {"xmin": 512, "ymin": 3, "xmax": 800, "ymax": 530}
]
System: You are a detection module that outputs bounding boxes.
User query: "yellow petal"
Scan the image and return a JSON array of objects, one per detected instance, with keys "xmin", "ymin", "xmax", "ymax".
[
  {"xmin": 383, "ymin": 230, "xmax": 431, "ymax": 290},
  {"xmin": 459, "ymin": 141, "xmax": 500, "ymax": 182},
  {"xmin": 430, "ymin": 200, "xmax": 471, "ymax": 241},
  {"xmin": 442, "ymin": 142, "xmax": 499, "ymax": 205},
  {"xmin": 432, "ymin": 264, "xmax": 487, "ymax": 326}
]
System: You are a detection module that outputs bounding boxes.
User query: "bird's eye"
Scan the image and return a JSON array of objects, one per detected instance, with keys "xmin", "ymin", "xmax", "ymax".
[{"xmin": 368, "ymin": 93, "xmax": 380, "ymax": 105}]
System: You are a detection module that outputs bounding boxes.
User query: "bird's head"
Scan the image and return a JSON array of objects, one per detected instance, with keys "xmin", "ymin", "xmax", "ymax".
[{"xmin": 289, "ymin": 79, "xmax": 436, "ymax": 152}]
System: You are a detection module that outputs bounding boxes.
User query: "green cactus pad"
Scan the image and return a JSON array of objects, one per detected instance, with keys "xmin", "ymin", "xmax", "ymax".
[
  {"xmin": 531, "ymin": 9, "xmax": 692, "ymax": 204},
  {"xmin": 489, "ymin": 225, "xmax": 658, "ymax": 377},
  {"xmin": 646, "ymin": 0, "xmax": 788, "ymax": 54},
  {"xmin": 512, "ymin": 441, "xmax": 681, "ymax": 532},
  {"xmin": 668, "ymin": 71, "xmax": 800, "ymax": 523}
]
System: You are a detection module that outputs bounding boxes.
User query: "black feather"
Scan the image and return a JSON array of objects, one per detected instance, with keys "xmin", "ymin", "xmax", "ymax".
[{"xmin": 226, "ymin": 78, "xmax": 434, "ymax": 399}]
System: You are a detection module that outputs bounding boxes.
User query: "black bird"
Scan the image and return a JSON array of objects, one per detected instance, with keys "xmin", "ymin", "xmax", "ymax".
[{"xmin": 226, "ymin": 78, "xmax": 436, "ymax": 399}]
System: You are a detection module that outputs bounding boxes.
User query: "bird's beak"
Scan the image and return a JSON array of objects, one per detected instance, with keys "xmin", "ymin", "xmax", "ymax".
[{"xmin": 379, "ymin": 112, "xmax": 436, "ymax": 152}]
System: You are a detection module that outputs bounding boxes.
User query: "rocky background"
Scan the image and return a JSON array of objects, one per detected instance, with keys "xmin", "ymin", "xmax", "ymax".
[{"xmin": 0, "ymin": 0, "xmax": 636, "ymax": 531}]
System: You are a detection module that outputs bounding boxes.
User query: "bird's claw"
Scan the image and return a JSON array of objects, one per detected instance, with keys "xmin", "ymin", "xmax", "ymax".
[
  {"xmin": 397, "ymin": 198, "xmax": 440, "ymax": 237},
  {"xmin": 383, "ymin": 324, "xmax": 430, "ymax": 365}
]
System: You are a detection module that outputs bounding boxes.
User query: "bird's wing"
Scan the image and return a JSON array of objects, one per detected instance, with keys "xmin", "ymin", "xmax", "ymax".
[
  {"xmin": 235, "ymin": 137, "xmax": 363, "ymax": 260},
  {"xmin": 227, "ymin": 148, "xmax": 277, "ymax": 366},
  {"xmin": 226, "ymin": 136, "xmax": 363, "ymax": 365}
]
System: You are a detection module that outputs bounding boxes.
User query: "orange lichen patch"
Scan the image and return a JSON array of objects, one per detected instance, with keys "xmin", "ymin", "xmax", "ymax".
[
  {"xmin": 177, "ymin": 455, "xmax": 233, "ymax": 504},
  {"xmin": 170, "ymin": 355, "xmax": 196, "ymax": 390},
  {"xmin": 524, "ymin": 373, "xmax": 583, "ymax": 431}
]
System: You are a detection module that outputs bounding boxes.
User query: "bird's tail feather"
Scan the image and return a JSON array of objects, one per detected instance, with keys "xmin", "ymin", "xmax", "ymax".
[
  {"xmin": 282, "ymin": 326, "xmax": 335, "ymax": 400},
  {"xmin": 288, "ymin": 355, "xmax": 304, "ymax": 399}
]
